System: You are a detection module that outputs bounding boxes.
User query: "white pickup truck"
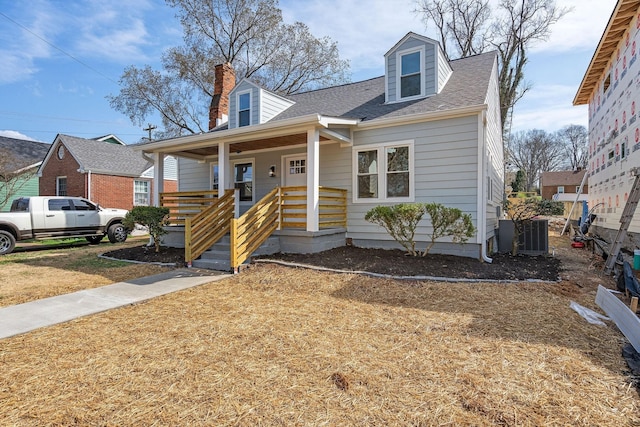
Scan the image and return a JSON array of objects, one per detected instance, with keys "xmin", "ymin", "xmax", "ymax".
[{"xmin": 0, "ymin": 196, "xmax": 129, "ymax": 255}]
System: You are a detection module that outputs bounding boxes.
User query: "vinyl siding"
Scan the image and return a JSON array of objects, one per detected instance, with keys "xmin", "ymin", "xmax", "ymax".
[
  {"xmin": 177, "ymin": 158, "xmax": 211, "ymax": 191},
  {"xmin": 141, "ymin": 155, "xmax": 178, "ymax": 180},
  {"xmin": 437, "ymin": 48, "xmax": 453, "ymax": 92},
  {"xmin": 347, "ymin": 116, "xmax": 480, "ymax": 253},
  {"xmin": 483, "ymin": 56, "xmax": 504, "ymax": 239},
  {"xmin": 0, "ymin": 172, "xmax": 39, "ymax": 211},
  {"xmin": 260, "ymin": 90, "xmax": 294, "ymax": 123},
  {"xmin": 228, "ymin": 81, "xmax": 259, "ymax": 129},
  {"xmin": 385, "ymin": 36, "xmax": 439, "ymax": 102}
]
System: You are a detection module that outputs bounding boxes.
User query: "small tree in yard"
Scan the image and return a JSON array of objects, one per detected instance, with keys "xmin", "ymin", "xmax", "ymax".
[
  {"xmin": 503, "ymin": 198, "xmax": 563, "ymax": 256},
  {"xmin": 123, "ymin": 206, "xmax": 170, "ymax": 253},
  {"xmin": 365, "ymin": 203, "xmax": 476, "ymax": 256}
]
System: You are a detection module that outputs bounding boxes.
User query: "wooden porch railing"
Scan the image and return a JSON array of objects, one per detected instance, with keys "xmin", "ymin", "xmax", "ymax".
[
  {"xmin": 280, "ymin": 186, "xmax": 347, "ymax": 229},
  {"xmin": 230, "ymin": 187, "xmax": 280, "ymax": 271},
  {"xmin": 173, "ymin": 186, "xmax": 347, "ymax": 270},
  {"xmin": 160, "ymin": 190, "xmax": 218, "ymax": 225},
  {"xmin": 185, "ymin": 189, "xmax": 235, "ymax": 264}
]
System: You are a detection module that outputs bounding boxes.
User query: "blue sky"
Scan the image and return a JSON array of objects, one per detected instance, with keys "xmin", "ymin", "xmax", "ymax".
[{"xmin": 0, "ymin": 0, "xmax": 617, "ymax": 144}]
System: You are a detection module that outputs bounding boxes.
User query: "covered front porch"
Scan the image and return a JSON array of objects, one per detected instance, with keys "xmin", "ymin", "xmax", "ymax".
[{"xmin": 138, "ymin": 115, "xmax": 357, "ymax": 271}]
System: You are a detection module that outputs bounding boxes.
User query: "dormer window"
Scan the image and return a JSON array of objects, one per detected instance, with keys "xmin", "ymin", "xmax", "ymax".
[
  {"xmin": 238, "ymin": 91, "xmax": 251, "ymax": 127},
  {"xmin": 398, "ymin": 47, "xmax": 424, "ymax": 100}
]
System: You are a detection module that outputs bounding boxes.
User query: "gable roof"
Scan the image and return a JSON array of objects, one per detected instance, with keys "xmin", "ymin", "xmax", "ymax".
[
  {"xmin": 540, "ymin": 170, "xmax": 588, "ymax": 187},
  {"xmin": 270, "ymin": 51, "xmax": 497, "ymax": 123},
  {"xmin": 0, "ymin": 136, "xmax": 50, "ymax": 172},
  {"xmin": 574, "ymin": 0, "xmax": 640, "ymax": 105},
  {"xmin": 50, "ymin": 134, "xmax": 151, "ymax": 177}
]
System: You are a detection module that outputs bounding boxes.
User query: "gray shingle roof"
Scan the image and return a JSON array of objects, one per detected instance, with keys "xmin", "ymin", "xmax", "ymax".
[
  {"xmin": 272, "ymin": 51, "xmax": 497, "ymax": 122},
  {"xmin": 0, "ymin": 136, "xmax": 50, "ymax": 172},
  {"xmin": 57, "ymin": 134, "xmax": 151, "ymax": 176}
]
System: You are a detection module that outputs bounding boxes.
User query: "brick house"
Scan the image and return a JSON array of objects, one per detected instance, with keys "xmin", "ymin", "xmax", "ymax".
[
  {"xmin": 539, "ymin": 169, "xmax": 588, "ymax": 201},
  {"xmin": 39, "ymin": 134, "xmax": 177, "ymax": 210}
]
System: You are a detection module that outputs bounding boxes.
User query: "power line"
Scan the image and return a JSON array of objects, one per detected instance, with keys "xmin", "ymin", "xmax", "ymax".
[
  {"xmin": 0, "ymin": 11, "xmax": 119, "ymax": 85},
  {"xmin": 0, "ymin": 110, "xmax": 128, "ymax": 125}
]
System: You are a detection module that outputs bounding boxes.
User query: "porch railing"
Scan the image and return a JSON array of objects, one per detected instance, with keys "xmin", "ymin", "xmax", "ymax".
[
  {"xmin": 170, "ymin": 185, "xmax": 347, "ymax": 270},
  {"xmin": 280, "ymin": 186, "xmax": 347, "ymax": 228},
  {"xmin": 185, "ymin": 189, "xmax": 235, "ymax": 264},
  {"xmin": 230, "ymin": 187, "xmax": 280, "ymax": 271},
  {"xmin": 160, "ymin": 190, "xmax": 218, "ymax": 225}
]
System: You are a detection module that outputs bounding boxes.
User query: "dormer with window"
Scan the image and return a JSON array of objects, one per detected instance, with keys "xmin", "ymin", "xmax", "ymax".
[
  {"xmin": 228, "ymin": 79, "xmax": 295, "ymax": 129},
  {"xmin": 384, "ymin": 32, "xmax": 452, "ymax": 103}
]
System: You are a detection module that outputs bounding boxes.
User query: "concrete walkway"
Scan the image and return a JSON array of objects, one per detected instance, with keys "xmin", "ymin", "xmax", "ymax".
[{"xmin": 0, "ymin": 269, "xmax": 230, "ymax": 339}]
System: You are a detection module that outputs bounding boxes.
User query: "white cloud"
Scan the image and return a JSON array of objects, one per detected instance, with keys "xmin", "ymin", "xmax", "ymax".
[
  {"xmin": 0, "ymin": 130, "xmax": 41, "ymax": 141},
  {"xmin": 0, "ymin": 1, "xmax": 61, "ymax": 84},
  {"xmin": 531, "ymin": 0, "xmax": 616, "ymax": 54},
  {"xmin": 281, "ymin": 0, "xmax": 421, "ymax": 78}
]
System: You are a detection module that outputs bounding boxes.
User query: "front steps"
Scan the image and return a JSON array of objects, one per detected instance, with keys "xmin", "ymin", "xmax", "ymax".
[{"xmin": 191, "ymin": 234, "xmax": 280, "ymax": 271}]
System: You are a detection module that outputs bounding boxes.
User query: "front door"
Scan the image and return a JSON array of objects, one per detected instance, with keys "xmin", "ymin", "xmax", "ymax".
[{"xmin": 283, "ymin": 155, "xmax": 307, "ymax": 187}]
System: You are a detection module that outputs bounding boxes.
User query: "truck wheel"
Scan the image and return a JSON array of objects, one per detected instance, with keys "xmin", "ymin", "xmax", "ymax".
[
  {"xmin": 0, "ymin": 230, "xmax": 16, "ymax": 255},
  {"xmin": 86, "ymin": 235, "xmax": 104, "ymax": 244},
  {"xmin": 107, "ymin": 223, "xmax": 128, "ymax": 243}
]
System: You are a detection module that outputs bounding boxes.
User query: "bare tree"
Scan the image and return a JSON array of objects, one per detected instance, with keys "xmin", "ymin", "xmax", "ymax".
[
  {"xmin": 108, "ymin": 0, "xmax": 350, "ymax": 139},
  {"xmin": 415, "ymin": 0, "xmax": 568, "ymax": 133},
  {"xmin": 0, "ymin": 151, "xmax": 35, "ymax": 209},
  {"xmin": 556, "ymin": 124, "xmax": 588, "ymax": 170},
  {"xmin": 507, "ymin": 129, "xmax": 564, "ymax": 192}
]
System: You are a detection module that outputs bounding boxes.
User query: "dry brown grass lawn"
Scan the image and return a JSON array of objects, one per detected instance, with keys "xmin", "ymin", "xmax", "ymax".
[
  {"xmin": 0, "ymin": 237, "xmax": 175, "ymax": 307},
  {"xmin": 1, "ymin": 247, "xmax": 639, "ymax": 425}
]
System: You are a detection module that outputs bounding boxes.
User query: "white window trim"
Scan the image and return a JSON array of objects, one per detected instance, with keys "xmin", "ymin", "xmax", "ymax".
[
  {"xmin": 236, "ymin": 90, "xmax": 252, "ymax": 127},
  {"xmin": 133, "ymin": 179, "xmax": 151, "ymax": 206},
  {"xmin": 352, "ymin": 140, "xmax": 415, "ymax": 203},
  {"xmin": 232, "ymin": 158, "xmax": 255, "ymax": 203},
  {"xmin": 557, "ymin": 186, "xmax": 565, "ymax": 194},
  {"xmin": 56, "ymin": 176, "xmax": 67, "ymax": 196},
  {"xmin": 395, "ymin": 46, "xmax": 425, "ymax": 101}
]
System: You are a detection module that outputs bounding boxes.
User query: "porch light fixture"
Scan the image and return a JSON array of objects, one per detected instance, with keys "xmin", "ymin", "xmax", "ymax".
[{"xmin": 269, "ymin": 165, "xmax": 276, "ymax": 177}]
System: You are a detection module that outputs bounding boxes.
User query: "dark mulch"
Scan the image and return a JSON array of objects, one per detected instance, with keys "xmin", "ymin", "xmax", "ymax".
[
  {"xmin": 103, "ymin": 245, "xmax": 187, "ymax": 266},
  {"xmin": 260, "ymin": 246, "xmax": 561, "ymax": 281},
  {"xmin": 104, "ymin": 244, "xmax": 561, "ymax": 281}
]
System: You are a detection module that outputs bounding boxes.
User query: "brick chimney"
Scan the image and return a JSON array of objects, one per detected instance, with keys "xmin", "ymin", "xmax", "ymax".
[{"xmin": 209, "ymin": 63, "xmax": 235, "ymax": 130}]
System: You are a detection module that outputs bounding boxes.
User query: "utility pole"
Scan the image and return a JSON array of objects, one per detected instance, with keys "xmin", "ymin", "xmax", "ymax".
[{"xmin": 143, "ymin": 123, "xmax": 157, "ymax": 141}]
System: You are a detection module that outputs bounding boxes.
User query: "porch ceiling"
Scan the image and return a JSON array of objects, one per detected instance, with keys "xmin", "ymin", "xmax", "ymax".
[{"xmin": 174, "ymin": 133, "xmax": 331, "ymax": 159}]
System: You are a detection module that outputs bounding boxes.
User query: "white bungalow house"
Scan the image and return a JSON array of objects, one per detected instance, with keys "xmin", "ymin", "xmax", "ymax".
[{"xmin": 138, "ymin": 32, "xmax": 504, "ymax": 270}]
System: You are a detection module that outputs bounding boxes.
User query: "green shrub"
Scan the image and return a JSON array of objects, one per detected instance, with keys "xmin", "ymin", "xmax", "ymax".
[
  {"xmin": 365, "ymin": 203, "xmax": 476, "ymax": 256},
  {"xmin": 123, "ymin": 206, "xmax": 170, "ymax": 253}
]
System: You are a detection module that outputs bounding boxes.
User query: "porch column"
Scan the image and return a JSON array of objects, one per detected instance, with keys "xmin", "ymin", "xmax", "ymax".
[
  {"xmin": 218, "ymin": 142, "xmax": 230, "ymax": 192},
  {"xmin": 306, "ymin": 128, "xmax": 320, "ymax": 232},
  {"xmin": 153, "ymin": 152, "xmax": 165, "ymax": 207}
]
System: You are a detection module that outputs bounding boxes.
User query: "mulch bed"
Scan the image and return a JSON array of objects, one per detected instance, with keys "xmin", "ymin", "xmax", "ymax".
[{"xmin": 104, "ymin": 244, "xmax": 561, "ymax": 281}]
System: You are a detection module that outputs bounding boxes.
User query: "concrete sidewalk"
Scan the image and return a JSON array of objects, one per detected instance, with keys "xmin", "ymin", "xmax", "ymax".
[{"xmin": 0, "ymin": 269, "xmax": 229, "ymax": 339}]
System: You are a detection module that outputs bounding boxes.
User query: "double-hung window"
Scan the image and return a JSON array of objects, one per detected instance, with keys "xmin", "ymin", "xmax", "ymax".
[
  {"xmin": 354, "ymin": 141, "xmax": 413, "ymax": 202},
  {"xmin": 56, "ymin": 176, "xmax": 67, "ymax": 196},
  {"xmin": 134, "ymin": 180, "xmax": 150, "ymax": 206},
  {"xmin": 238, "ymin": 91, "xmax": 251, "ymax": 127},
  {"xmin": 398, "ymin": 48, "xmax": 424, "ymax": 99}
]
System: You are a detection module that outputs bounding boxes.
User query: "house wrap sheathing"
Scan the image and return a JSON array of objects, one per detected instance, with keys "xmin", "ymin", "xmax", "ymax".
[{"xmin": 575, "ymin": 0, "xmax": 640, "ymax": 248}]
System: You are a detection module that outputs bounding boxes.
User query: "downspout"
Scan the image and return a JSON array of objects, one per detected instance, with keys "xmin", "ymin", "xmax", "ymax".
[
  {"xmin": 87, "ymin": 170, "xmax": 92, "ymax": 201},
  {"xmin": 478, "ymin": 110, "xmax": 493, "ymax": 263}
]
